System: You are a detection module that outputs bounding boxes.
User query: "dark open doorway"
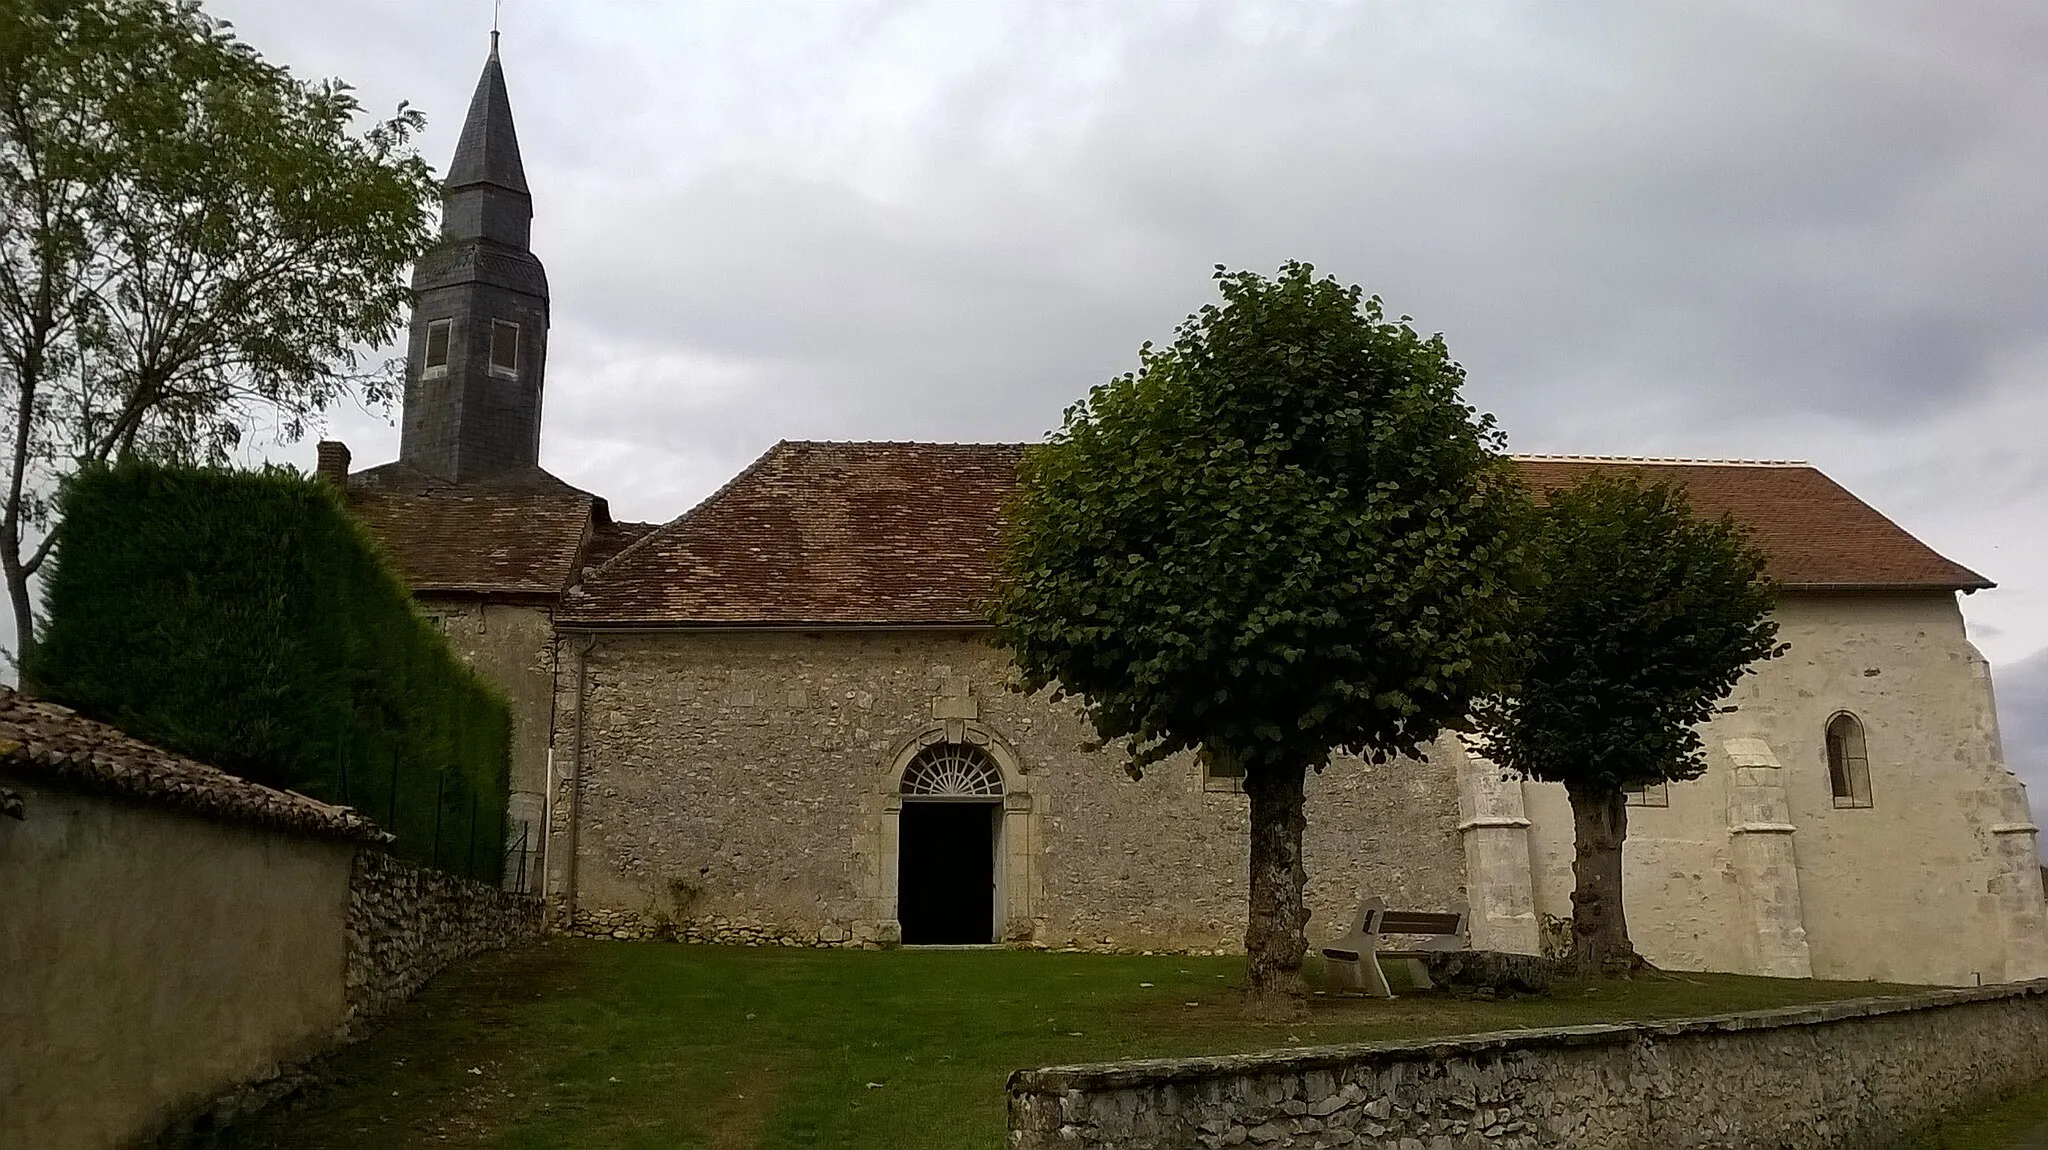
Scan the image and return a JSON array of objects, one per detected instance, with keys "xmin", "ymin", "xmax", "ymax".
[{"xmin": 898, "ymin": 801, "xmax": 998, "ymax": 945}]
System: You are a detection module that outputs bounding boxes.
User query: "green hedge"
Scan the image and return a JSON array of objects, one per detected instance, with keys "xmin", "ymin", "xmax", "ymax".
[{"xmin": 31, "ymin": 462, "xmax": 511, "ymax": 881}]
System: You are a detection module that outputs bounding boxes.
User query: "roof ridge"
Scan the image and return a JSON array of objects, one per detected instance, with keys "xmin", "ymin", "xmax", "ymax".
[
  {"xmin": 1512, "ymin": 454, "xmax": 1810, "ymax": 467},
  {"xmin": 741, "ymin": 443, "xmax": 1811, "ymax": 466},
  {"xmin": 572, "ymin": 440, "xmax": 794, "ymax": 589},
  {"xmin": 778, "ymin": 439, "xmax": 1032, "ymax": 449}
]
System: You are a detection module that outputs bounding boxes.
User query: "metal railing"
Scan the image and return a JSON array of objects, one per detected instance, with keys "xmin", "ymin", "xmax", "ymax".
[{"xmin": 503, "ymin": 819, "xmax": 536, "ymax": 894}]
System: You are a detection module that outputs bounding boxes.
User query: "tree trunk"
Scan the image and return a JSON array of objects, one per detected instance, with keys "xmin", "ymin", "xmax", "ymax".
[
  {"xmin": 1564, "ymin": 782, "xmax": 1645, "ymax": 975},
  {"xmin": 2, "ymin": 542, "xmax": 33, "ymax": 695},
  {"xmin": 1244, "ymin": 761, "xmax": 1310, "ymax": 1015}
]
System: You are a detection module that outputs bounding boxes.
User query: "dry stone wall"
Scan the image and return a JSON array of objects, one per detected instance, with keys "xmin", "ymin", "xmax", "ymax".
[
  {"xmin": 345, "ymin": 848, "xmax": 542, "ymax": 1026},
  {"xmin": 1008, "ymin": 982, "xmax": 2048, "ymax": 1149}
]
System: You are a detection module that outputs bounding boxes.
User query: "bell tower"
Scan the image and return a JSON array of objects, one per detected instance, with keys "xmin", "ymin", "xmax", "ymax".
[{"xmin": 398, "ymin": 32, "xmax": 550, "ymax": 483}]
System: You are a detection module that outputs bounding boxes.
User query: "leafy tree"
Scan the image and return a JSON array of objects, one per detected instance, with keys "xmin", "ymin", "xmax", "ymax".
[
  {"xmin": 991, "ymin": 263, "xmax": 1527, "ymax": 1008},
  {"xmin": 1474, "ymin": 473, "xmax": 1784, "ymax": 974},
  {"xmin": 0, "ymin": 0, "xmax": 438, "ymax": 673}
]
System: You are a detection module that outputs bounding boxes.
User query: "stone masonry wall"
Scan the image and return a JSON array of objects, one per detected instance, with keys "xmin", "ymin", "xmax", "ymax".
[
  {"xmin": 344, "ymin": 847, "xmax": 542, "ymax": 1027},
  {"xmin": 1008, "ymin": 981, "xmax": 2048, "ymax": 1149},
  {"xmin": 419, "ymin": 597, "xmax": 556, "ymax": 893},
  {"xmin": 551, "ymin": 629, "xmax": 1466, "ymax": 953}
]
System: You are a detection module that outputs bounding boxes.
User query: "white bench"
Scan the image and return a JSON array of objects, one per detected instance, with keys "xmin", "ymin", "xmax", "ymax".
[{"xmin": 1319, "ymin": 897, "xmax": 1469, "ymax": 997}]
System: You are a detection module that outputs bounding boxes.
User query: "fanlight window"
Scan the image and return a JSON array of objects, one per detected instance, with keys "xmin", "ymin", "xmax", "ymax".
[
  {"xmin": 1826, "ymin": 712, "xmax": 1873, "ymax": 809},
  {"xmin": 900, "ymin": 743, "xmax": 1003, "ymax": 799}
]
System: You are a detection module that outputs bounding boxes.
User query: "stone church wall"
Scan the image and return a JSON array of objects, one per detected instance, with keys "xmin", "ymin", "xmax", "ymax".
[
  {"xmin": 1521, "ymin": 590, "xmax": 2048, "ymax": 985},
  {"xmin": 420, "ymin": 596, "xmax": 557, "ymax": 892},
  {"xmin": 548, "ymin": 593, "xmax": 2046, "ymax": 981},
  {"xmin": 550, "ymin": 629, "xmax": 1466, "ymax": 953}
]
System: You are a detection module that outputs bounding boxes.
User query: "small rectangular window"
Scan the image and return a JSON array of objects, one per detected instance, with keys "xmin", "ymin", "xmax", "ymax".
[
  {"xmin": 490, "ymin": 319, "xmax": 520, "ymax": 378},
  {"xmin": 423, "ymin": 319, "xmax": 451, "ymax": 379},
  {"xmin": 1625, "ymin": 782, "xmax": 1670, "ymax": 808},
  {"xmin": 1199, "ymin": 748, "xmax": 1245, "ymax": 794}
]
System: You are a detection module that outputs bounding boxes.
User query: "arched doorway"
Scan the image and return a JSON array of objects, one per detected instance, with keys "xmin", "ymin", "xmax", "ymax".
[{"xmin": 897, "ymin": 742, "xmax": 1003, "ymax": 944}]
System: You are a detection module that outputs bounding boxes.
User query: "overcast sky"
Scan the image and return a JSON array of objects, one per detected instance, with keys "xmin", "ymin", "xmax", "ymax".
[{"xmin": 210, "ymin": 0, "xmax": 2048, "ymax": 671}]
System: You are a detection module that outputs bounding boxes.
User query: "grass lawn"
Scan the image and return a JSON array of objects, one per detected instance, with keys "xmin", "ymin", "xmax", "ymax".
[{"xmin": 237, "ymin": 940, "xmax": 1921, "ymax": 1150}]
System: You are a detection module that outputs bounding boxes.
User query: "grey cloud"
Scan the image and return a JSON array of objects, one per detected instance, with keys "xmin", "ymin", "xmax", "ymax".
[
  {"xmin": 1995, "ymin": 649, "xmax": 2048, "ymax": 853},
  {"xmin": 538, "ymin": 0, "xmax": 2048, "ymax": 433}
]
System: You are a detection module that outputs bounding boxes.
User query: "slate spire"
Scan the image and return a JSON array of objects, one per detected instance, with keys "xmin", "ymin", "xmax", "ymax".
[
  {"xmin": 446, "ymin": 32, "xmax": 529, "ymax": 201},
  {"xmin": 396, "ymin": 36, "xmax": 552, "ymax": 484}
]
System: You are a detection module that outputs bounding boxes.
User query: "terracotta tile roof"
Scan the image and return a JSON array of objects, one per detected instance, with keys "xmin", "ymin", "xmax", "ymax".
[
  {"xmin": 344, "ymin": 463, "xmax": 599, "ymax": 598},
  {"xmin": 560, "ymin": 444, "xmax": 1990, "ymax": 627},
  {"xmin": 1512, "ymin": 457, "xmax": 1991, "ymax": 592},
  {"xmin": 0, "ymin": 689, "xmax": 387, "ymax": 843},
  {"xmin": 579, "ymin": 520, "xmax": 659, "ymax": 571},
  {"xmin": 561, "ymin": 441, "xmax": 1025, "ymax": 625}
]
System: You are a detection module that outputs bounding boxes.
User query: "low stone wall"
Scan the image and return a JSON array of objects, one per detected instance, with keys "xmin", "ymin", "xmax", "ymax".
[
  {"xmin": 345, "ymin": 848, "xmax": 543, "ymax": 1026},
  {"xmin": 1008, "ymin": 981, "xmax": 2048, "ymax": 1149}
]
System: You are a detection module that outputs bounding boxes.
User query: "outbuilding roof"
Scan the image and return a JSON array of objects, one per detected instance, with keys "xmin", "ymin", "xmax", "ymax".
[
  {"xmin": 558, "ymin": 442, "xmax": 1990, "ymax": 628},
  {"xmin": 345, "ymin": 462, "xmax": 608, "ymax": 599},
  {"xmin": 0, "ymin": 689, "xmax": 387, "ymax": 844}
]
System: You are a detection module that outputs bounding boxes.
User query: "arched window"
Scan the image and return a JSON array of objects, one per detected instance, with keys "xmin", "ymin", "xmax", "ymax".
[
  {"xmin": 1826, "ymin": 713, "xmax": 1873, "ymax": 809},
  {"xmin": 900, "ymin": 743, "xmax": 1003, "ymax": 799}
]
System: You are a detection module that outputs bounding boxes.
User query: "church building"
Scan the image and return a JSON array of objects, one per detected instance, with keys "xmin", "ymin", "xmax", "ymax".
[{"xmin": 331, "ymin": 43, "xmax": 2048, "ymax": 987}]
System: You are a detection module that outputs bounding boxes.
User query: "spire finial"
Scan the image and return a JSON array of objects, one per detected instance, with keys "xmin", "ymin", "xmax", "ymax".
[{"xmin": 490, "ymin": 0, "xmax": 501, "ymax": 56}]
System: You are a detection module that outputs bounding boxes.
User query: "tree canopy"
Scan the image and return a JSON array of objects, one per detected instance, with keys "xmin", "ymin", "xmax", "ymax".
[
  {"xmin": 0, "ymin": 0, "xmax": 438, "ymax": 666},
  {"xmin": 991, "ymin": 262, "xmax": 1527, "ymax": 1004},
  {"xmin": 1475, "ymin": 473, "xmax": 1783, "ymax": 792},
  {"xmin": 1474, "ymin": 471, "xmax": 1784, "ymax": 971}
]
